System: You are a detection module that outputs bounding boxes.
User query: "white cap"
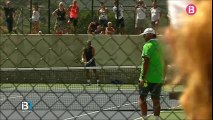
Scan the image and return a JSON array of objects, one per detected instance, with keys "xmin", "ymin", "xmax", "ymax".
[{"xmin": 140, "ymin": 28, "xmax": 156, "ymax": 35}]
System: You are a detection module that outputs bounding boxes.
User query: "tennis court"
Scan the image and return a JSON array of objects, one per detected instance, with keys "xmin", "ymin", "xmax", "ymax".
[
  {"xmin": 0, "ymin": 66, "xmax": 184, "ymax": 120},
  {"xmin": 0, "ymin": 80, "xmax": 184, "ymax": 120}
]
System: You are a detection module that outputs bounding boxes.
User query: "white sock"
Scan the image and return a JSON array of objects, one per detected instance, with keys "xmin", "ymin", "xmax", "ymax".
[
  {"xmin": 155, "ymin": 116, "xmax": 160, "ymax": 120},
  {"xmin": 87, "ymin": 80, "xmax": 90, "ymax": 83}
]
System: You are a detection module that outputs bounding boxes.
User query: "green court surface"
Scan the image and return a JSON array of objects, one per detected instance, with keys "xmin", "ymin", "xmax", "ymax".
[{"xmin": 0, "ymin": 83, "xmax": 184, "ymax": 120}]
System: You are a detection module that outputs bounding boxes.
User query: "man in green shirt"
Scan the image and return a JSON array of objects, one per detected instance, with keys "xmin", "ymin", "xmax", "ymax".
[{"xmin": 139, "ymin": 28, "xmax": 166, "ymax": 120}]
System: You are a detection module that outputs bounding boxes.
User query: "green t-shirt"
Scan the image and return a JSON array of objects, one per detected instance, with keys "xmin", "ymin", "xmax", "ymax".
[{"xmin": 139, "ymin": 39, "xmax": 164, "ymax": 83}]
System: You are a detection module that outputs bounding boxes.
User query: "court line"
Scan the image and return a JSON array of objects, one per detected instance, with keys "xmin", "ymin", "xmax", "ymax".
[
  {"xmin": 63, "ymin": 101, "xmax": 139, "ymax": 120},
  {"xmin": 133, "ymin": 105, "xmax": 182, "ymax": 120},
  {"xmin": 0, "ymin": 95, "xmax": 23, "ymax": 101},
  {"xmin": 63, "ymin": 98, "xmax": 151, "ymax": 120},
  {"xmin": 0, "ymin": 86, "xmax": 137, "ymax": 91}
]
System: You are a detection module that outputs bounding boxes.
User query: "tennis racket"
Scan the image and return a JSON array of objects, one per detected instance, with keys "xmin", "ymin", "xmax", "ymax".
[{"xmin": 83, "ymin": 58, "xmax": 94, "ymax": 66}]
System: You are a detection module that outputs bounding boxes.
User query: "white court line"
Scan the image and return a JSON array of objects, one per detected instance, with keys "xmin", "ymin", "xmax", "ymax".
[
  {"xmin": 0, "ymin": 86, "xmax": 137, "ymax": 91},
  {"xmin": 0, "ymin": 95, "xmax": 23, "ymax": 101},
  {"xmin": 63, "ymin": 98, "xmax": 152, "ymax": 120},
  {"xmin": 134, "ymin": 105, "xmax": 183, "ymax": 120},
  {"xmin": 63, "ymin": 101, "xmax": 139, "ymax": 120}
]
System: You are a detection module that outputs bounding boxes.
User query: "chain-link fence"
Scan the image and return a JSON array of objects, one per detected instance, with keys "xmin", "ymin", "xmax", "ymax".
[
  {"xmin": 0, "ymin": 0, "xmax": 169, "ymax": 34},
  {"xmin": 0, "ymin": 0, "xmax": 184, "ymax": 120},
  {"xmin": 0, "ymin": 33, "xmax": 184, "ymax": 120}
]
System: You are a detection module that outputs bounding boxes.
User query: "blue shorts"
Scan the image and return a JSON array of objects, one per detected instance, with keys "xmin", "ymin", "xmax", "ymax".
[{"xmin": 139, "ymin": 82, "xmax": 162, "ymax": 100}]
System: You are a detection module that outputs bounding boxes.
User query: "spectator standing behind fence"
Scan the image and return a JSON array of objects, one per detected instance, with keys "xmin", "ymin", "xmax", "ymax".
[
  {"xmin": 82, "ymin": 40, "xmax": 99, "ymax": 86},
  {"xmin": 149, "ymin": 2, "xmax": 161, "ymax": 34},
  {"xmin": 67, "ymin": 0, "xmax": 79, "ymax": 34},
  {"xmin": 97, "ymin": 2, "xmax": 108, "ymax": 28},
  {"xmin": 105, "ymin": 22, "xmax": 115, "ymax": 35},
  {"xmin": 113, "ymin": 1, "xmax": 125, "ymax": 35},
  {"xmin": 138, "ymin": 28, "xmax": 166, "ymax": 120},
  {"xmin": 31, "ymin": 4, "xmax": 40, "ymax": 34},
  {"xmin": 52, "ymin": 2, "xmax": 67, "ymax": 34},
  {"xmin": 165, "ymin": 0, "xmax": 212, "ymax": 119},
  {"xmin": 2, "ymin": 1, "xmax": 15, "ymax": 33},
  {"xmin": 135, "ymin": 0, "xmax": 147, "ymax": 34}
]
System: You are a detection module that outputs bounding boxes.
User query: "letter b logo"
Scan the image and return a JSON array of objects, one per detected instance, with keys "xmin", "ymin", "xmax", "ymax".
[
  {"xmin": 22, "ymin": 101, "xmax": 32, "ymax": 111},
  {"xmin": 186, "ymin": 4, "xmax": 197, "ymax": 15}
]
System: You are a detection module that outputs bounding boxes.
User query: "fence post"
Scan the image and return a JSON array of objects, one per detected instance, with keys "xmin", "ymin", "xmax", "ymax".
[
  {"xmin": 30, "ymin": 0, "xmax": 32, "ymax": 34},
  {"xmin": 21, "ymin": 8, "xmax": 23, "ymax": 34},
  {"xmin": 91, "ymin": 0, "xmax": 94, "ymax": 20},
  {"xmin": 48, "ymin": 0, "xmax": 51, "ymax": 34},
  {"xmin": 116, "ymin": 0, "xmax": 119, "ymax": 34}
]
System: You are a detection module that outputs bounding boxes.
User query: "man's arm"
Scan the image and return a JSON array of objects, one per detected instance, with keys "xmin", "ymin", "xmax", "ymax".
[
  {"xmin": 66, "ymin": 5, "xmax": 71, "ymax": 14},
  {"xmin": 92, "ymin": 47, "xmax": 95, "ymax": 59},
  {"xmin": 0, "ymin": 5, "xmax": 4, "ymax": 9},
  {"xmin": 158, "ymin": 8, "xmax": 162, "ymax": 20},
  {"xmin": 149, "ymin": 8, "xmax": 152, "ymax": 20},
  {"xmin": 81, "ymin": 48, "xmax": 86, "ymax": 62},
  {"xmin": 142, "ymin": 56, "xmax": 149, "ymax": 79},
  {"xmin": 112, "ymin": 6, "xmax": 116, "ymax": 13},
  {"xmin": 105, "ymin": 8, "xmax": 109, "ymax": 14},
  {"xmin": 163, "ymin": 60, "xmax": 168, "ymax": 83},
  {"xmin": 134, "ymin": 5, "xmax": 138, "ymax": 17},
  {"xmin": 76, "ymin": 6, "xmax": 79, "ymax": 14},
  {"xmin": 52, "ymin": 9, "xmax": 57, "ymax": 17},
  {"xmin": 139, "ymin": 56, "xmax": 149, "ymax": 86}
]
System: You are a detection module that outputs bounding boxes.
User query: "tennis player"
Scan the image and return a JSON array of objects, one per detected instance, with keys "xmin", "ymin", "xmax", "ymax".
[
  {"xmin": 82, "ymin": 40, "xmax": 99, "ymax": 86},
  {"xmin": 139, "ymin": 28, "xmax": 167, "ymax": 120}
]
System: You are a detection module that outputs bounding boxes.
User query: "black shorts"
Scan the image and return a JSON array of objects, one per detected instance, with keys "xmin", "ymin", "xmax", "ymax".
[
  {"xmin": 116, "ymin": 18, "xmax": 125, "ymax": 28},
  {"xmin": 85, "ymin": 60, "xmax": 96, "ymax": 67},
  {"xmin": 99, "ymin": 19, "xmax": 108, "ymax": 27},
  {"xmin": 70, "ymin": 18, "xmax": 78, "ymax": 27},
  {"xmin": 139, "ymin": 82, "xmax": 162, "ymax": 100}
]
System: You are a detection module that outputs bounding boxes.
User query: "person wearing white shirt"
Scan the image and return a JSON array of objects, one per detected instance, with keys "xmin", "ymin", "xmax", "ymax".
[
  {"xmin": 150, "ymin": 2, "xmax": 161, "ymax": 34},
  {"xmin": 113, "ymin": 1, "xmax": 125, "ymax": 34},
  {"xmin": 135, "ymin": 0, "xmax": 147, "ymax": 34},
  {"xmin": 31, "ymin": 4, "xmax": 40, "ymax": 34},
  {"xmin": 98, "ymin": 2, "xmax": 108, "ymax": 27}
]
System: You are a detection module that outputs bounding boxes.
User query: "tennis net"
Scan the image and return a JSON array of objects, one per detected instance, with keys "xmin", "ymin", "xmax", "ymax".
[{"xmin": 0, "ymin": 66, "xmax": 182, "ymax": 112}]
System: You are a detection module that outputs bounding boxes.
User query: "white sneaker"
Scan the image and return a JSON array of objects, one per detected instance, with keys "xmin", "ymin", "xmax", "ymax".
[
  {"xmin": 87, "ymin": 80, "xmax": 91, "ymax": 86},
  {"xmin": 97, "ymin": 80, "xmax": 100, "ymax": 86}
]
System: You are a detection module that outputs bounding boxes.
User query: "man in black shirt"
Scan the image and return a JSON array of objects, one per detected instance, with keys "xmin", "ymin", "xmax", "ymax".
[
  {"xmin": 82, "ymin": 40, "xmax": 99, "ymax": 86},
  {"xmin": 3, "ymin": 1, "xmax": 15, "ymax": 33}
]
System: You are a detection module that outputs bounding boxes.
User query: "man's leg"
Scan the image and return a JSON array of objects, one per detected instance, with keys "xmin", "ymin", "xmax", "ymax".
[
  {"xmin": 86, "ymin": 69, "xmax": 91, "ymax": 85},
  {"xmin": 73, "ymin": 19, "xmax": 78, "ymax": 34},
  {"xmin": 139, "ymin": 84, "xmax": 149, "ymax": 119},
  {"xmin": 7, "ymin": 19, "xmax": 13, "ymax": 33},
  {"xmin": 139, "ymin": 96, "xmax": 148, "ymax": 118},
  {"xmin": 151, "ymin": 83, "xmax": 162, "ymax": 120},
  {"xmin": 120, "ymin": 19, "xmax": 125, "ymax": 34},
  {"xmin": 92, "ymin": 69, "xmax": 100, "ymax": 86},
  {"xmin": 155, "ymin": 20, "xmax": 160, "ymax": 34},
  {"xmin": 152, "ymin": 99, "xmax": 160, "ymax": 116},
  {"xmin": 151, "ymin": 21, "xmax": 155, "ymax": 31}
]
